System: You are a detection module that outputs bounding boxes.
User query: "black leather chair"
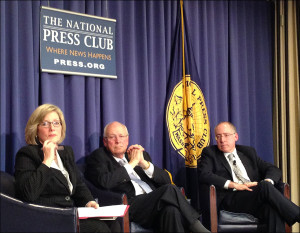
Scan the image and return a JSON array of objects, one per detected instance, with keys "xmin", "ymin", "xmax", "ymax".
[
  {"xmin": 199, "ymin": 182, "xmax": 292, "ymax": 232},
  {"xmin": 0, "ymin": 171, "xmax": 78, "ymax": 232}
]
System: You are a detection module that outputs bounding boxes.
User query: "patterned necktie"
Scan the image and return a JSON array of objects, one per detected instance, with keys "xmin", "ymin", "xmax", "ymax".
[
  {"xmin": 228, "ymin": 153, "xmax": 250, "ymax": 184},
  {"xmin": 119, "ymin": 159, "xmax": 152, "ymax": 193}
]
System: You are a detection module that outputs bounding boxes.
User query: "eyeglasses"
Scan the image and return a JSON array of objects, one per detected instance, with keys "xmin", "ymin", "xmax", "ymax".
[
  {"xmin": 105, "ymin": 134, "xmax": 128, "ymax": 141},
  {"xmin": 215, "ymin": 133, "xmax": 235, "ymax": 141},
  {"xmin": 39, "ymin": 121, "xmax": 61, "ymax": 128}
]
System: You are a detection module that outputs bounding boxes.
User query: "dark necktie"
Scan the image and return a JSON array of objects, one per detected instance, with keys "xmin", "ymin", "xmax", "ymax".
[
  {"xmin": 119, "ymin": 159, "xmax": 152, "ymax": 193},
  {"xmin": 228, "ymin": 153, "xmax": 250, "ymax": 184}
]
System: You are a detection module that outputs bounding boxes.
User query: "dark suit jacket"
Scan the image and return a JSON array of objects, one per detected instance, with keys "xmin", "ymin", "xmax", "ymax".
[
  {"xmin": 197, "ymin": 145, "xmax": 282, "ymax": 207},
  {"xmin": 14, "ymin": 145, "xmax": 94, "ymax": 208},
  {"xmin": 85, "ymin": 147, "xmax": 171, "ymax": 199}
]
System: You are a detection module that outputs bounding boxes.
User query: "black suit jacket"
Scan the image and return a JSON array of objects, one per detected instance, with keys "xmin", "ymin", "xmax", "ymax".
[
  {"xmin": 14, "ymin": 145, "xmax": 94, "ymax": 208},
  {"xmin": 197, "ymin": 145, "xmax": 282, "ymax": 206},
  {"xmin": 85, "ymin": 147, "xmax": 171, "ymax": 199}
]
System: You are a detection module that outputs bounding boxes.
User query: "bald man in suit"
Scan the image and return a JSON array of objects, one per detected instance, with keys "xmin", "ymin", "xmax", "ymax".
[
  {"xmin": 86, "ymin": 121, "xmax": 210, "ymax": 232},
  {"xmin": 198, "ymin": 121, "xmax": 300, "ymax": 232}
]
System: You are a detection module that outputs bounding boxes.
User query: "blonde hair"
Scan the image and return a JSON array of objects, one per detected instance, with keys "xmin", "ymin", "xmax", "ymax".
[{"xmin": 25, "ymin": 104, "xmax": 66, "ymax": 145}]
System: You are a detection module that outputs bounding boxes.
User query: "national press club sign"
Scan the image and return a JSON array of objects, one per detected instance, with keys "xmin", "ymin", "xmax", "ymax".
[{"xmin": 40, "ymin": 6, "xmax": 117, "ymax": 78}]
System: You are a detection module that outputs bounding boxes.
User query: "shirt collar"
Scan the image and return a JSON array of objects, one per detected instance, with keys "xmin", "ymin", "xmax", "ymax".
[
  {"xmin": 224, "ymin": 148, "xmax": 237, "ymax": 158},
  {"xmin": 113, "ymin": 154, "xmax": 127, "ymax": 163}
]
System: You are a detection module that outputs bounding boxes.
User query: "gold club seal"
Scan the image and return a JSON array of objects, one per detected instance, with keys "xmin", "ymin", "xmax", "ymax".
[{"xmin": 166, "ymin": 75, "xmax": 210, "ymax": 168}]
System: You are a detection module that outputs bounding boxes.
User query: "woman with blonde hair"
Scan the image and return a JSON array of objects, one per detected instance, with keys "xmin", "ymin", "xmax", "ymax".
[{"xmin": 15, "ymin": 103, "xmax": 119, "ymax": 232}]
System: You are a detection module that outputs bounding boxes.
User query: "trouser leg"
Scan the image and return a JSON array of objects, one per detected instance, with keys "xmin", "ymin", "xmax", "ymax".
[
  {"xmin": 257, "ymin": 202, "xmax": 285, "ymax": 233},
  {"xmin": 257, "ymin": 181, "xmax": 299, "ymax": 226},
  {"xmin": 222, "ymin": 181, "xmax": 299, "ymax": 232},
  {"xmin": 79, "ymin": 219, "xmax": 112, "ymax": 233},
  {"xmin": 155, "ymin": 205, "xmax": 186, "ymax": 232},
  {"xmin": 128, "ymin": 184, "xmax": 200, "ymax": 231}
]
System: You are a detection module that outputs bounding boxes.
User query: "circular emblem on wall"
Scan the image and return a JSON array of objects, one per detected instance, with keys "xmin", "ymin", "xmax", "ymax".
[{"xmin": 166, "ymin": 75, "xmax": 210, "ymax": 168}]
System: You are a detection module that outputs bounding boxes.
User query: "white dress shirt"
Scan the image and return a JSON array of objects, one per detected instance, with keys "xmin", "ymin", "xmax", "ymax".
[
  {"xmin": 223, "ymin": 148, "xmax": 250, "ymax": 189},
  {"xmin": 50, "ymin": 151, "xmax": 73, "ymax": 194},
  {"xmin": 223, "ymin": 148, "xmax": 274, "ymax": 189}
]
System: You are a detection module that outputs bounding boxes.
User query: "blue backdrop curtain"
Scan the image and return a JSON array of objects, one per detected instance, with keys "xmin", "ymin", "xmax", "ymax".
[{"xmin": 1, "ymin": 0, "xmax": 274, "ymax": 202}]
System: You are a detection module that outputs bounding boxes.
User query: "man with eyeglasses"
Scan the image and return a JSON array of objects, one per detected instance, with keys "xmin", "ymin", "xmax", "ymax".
[
  {"xmin": 86, "ymin": 121, "xmax": 210, "ymax": 232},
  {"xmin": 197, "ymin": 121, "xmax": 300, "ymax": 232}
]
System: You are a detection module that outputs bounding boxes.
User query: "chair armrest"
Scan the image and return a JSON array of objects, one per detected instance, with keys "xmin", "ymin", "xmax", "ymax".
[
  {"xmin": 283, "ymin": 183, "xmax": 291, "ymax": 233},
  {"xmin": 0, "ymin": 193, "xmax": 77, "ymax": 232},
  {"xmin": 276, "ymin": 182, "xmax": 291, "ymax": 233},
  {"xmin": 209, "ymin": 185, "xmax": 218, "ymax": 233},
  {"xmin": 179, "ymin": 186, "xmax": 185, "ymax": 195},
  {"xmin": 274, "ymin": 181, "xmax": 290, "ymax": 199},
  {"xmin": 283, "ymin": 183, "xmax": 290, "ymax": 200},
  {"xmin": 274, "ymin": 181, "xmax": 291, "ymax": 233},
  {"xmin": 121, "ymin": 194, "xmax": 130, "ymax": 233}
]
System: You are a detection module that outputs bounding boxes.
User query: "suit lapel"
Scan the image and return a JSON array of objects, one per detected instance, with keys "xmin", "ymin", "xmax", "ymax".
[
  {"xmin": 218, "ymin": 150, "xmax": 232, "ymax": 177},
  {"xmin": 237, "ymin": 150, "xmax": 253, "ymax": 181}
]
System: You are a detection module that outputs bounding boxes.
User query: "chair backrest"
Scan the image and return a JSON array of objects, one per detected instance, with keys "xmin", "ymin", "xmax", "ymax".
[
  {"xmin": 0, "ymin": 171, "xmax": 16, "ymax": 197},
  {"xmin": 1, "ymin": 193, "xmax": 78, "ymax": 232},
  {"xmin": 0, "ymin": 171, "xmax": 78, "ymax": 232}
]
